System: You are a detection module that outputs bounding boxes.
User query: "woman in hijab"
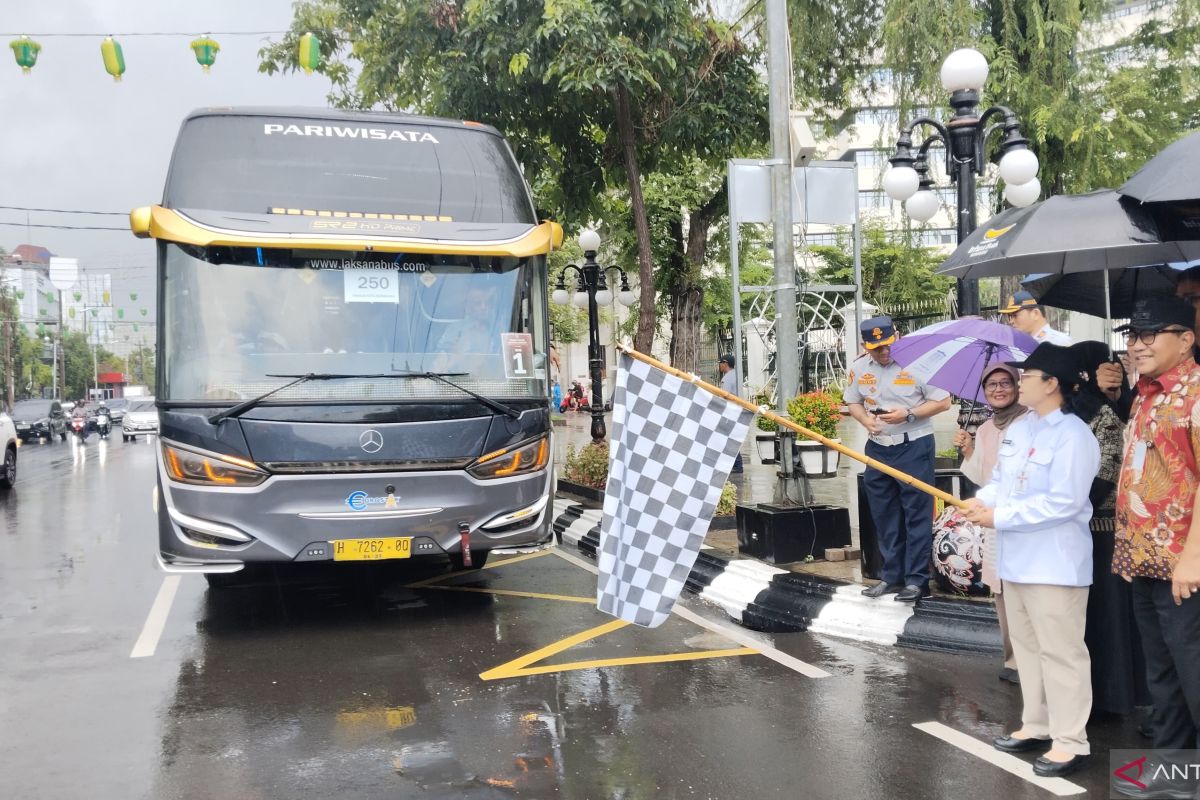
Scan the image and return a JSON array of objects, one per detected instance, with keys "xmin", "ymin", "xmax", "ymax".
[
  {"xmin": 1070, "ymin": 340, "xmax": 1148, "ymax": 719},
  {"xmin": 954, "ymin": 363, "xmax": 1027, "ymax": 684}
]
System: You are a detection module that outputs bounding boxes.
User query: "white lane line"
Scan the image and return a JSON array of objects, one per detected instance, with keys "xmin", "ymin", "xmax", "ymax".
[
  {"xmin": 130, "ymin": 576, "xmax": 182, "ymax": 659},
  {"xmin": 912, "ymin": 722, "xmax": 1086, "ymax": 796},
  {"xmin": 550, "ymin": 547, "xmax": 830, "ymax": 679}
]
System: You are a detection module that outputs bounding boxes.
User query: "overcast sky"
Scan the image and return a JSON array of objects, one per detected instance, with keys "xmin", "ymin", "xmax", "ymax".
[{"xmin": 0, "ymin": 1, "xmax": 332, "ymax": 302}]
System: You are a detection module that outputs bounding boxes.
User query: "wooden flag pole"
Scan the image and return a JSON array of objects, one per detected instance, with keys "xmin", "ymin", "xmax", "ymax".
[{"xmin": 616, "ymin": 345, "xmax": 967, "ymax": 510}]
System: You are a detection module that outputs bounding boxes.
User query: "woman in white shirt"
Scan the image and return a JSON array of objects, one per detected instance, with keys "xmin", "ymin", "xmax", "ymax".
[{"xmin": 963, "ymin": 343, "xmax": 1100, "ymax": 779}]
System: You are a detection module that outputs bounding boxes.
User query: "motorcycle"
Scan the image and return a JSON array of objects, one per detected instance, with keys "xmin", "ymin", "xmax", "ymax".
[
  {"xmin": 559, "ymin": 381, "xmax": 589, "ymax": 413},
  {"xmin": 70, "ymin": 414, "xmax": 89, "ymax": 443},
  {"xmin": 95, "ymin": 410, "xmax": 111, "ymax": 440}
]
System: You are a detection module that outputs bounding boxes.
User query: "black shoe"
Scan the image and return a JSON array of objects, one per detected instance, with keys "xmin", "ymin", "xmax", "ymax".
[
  {"xmin": 998, "ymin": 667, "xmax": 1020, "ymax": 685},
  {"xmin": 993, "ymin": 735, "xmax": 1052, "ymax": 753},
  {"xmin": 862, "ymin": 582, "xmax": 903, "ymax": 598},
  {"xmin": 895, "ymin": 584, "xmax": 931, "ymax": 602},
  {"xmin": 1033, "ymin": 754, "xmax": 1088, "ymax": 778}
]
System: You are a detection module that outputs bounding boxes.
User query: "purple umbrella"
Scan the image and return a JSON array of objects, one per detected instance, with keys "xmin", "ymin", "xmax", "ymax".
[{"xmin": 888, "ymin": 318, "xmax": 1039, "ymax": 404}]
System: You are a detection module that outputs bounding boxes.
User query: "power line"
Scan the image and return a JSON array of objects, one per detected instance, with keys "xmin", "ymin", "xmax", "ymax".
[
  {"xmin": 0, "ymin": 221, "xmax": 128, "ymax": 231},
  {"xmin": 0, "ymin": 205, "xmax": 127, "ymax": 216}
]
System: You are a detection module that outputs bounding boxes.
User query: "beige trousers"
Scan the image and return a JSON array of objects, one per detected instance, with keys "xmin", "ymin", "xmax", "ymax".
[
  {"xmin": 1002, "ymin": 581, "xmax": 1092, "ymax": 755},
  {"xmin": 994, "ymin": 592, "xmax": 1017, "ymax": 670}
]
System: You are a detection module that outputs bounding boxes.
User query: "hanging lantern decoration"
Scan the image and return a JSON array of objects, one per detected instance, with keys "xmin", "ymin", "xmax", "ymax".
[
  {"xmin": 190, "ymin": 35, "xmax": 220, "ymax": 73},
  {"xmin": 297, "ymin": 32, "xmax": 320, "ymax": 74},
  {"xmin": 129, "ymin": 292, "xmax": 138, "ymax": 301},
  {"xmin": 10, "ymin": 36, "xmax": 41, "ymax": 74},
  {"xmin": 73, "ymin": 291, "xmax": 82, "ymax": 302},
  {"xmin": 46, "ymin": 291, "xmax": 56, "ymax": 304},
  {"xmin": 89, "ymin": 308, "xmax": 98, "ymax": 317},
  {"xmin": 102, "ymin": 290, "xmax": 110, "ymax": 304},
  {"xmin": 117, "ymin": 308, "xmax": 125, "ymax": 319},
  {"xmin": 68, "ymin": 308, "xmax": 76, "ymax": 319},
  {"xmin": 140, "ymin": 308, "xmax": 147, "ymax": 316},
  {"xmin": 133, "ymin": 324, "xmax": 139, "ymax": 332},
  {"xmin": 100, "ymin": 36, "xmax": 125, "ymax": 81}
]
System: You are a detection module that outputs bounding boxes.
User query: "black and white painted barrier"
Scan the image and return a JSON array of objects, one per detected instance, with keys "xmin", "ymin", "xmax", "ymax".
[{"xmin": 552, "ymin": 500, "xmax": 1002, "ymax": 655}]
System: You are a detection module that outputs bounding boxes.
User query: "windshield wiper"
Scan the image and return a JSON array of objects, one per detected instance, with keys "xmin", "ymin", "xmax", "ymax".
[
  {"xmin": 207, "ymin": 371, "xmax": 522, "ymax": 425},
  {"xmin": 396, "ymin": 371, "xmax": 521, "ymax": 420},
  {"xmin": 208, "ymin": 373, "xmax": 390, "ymax": 425}
]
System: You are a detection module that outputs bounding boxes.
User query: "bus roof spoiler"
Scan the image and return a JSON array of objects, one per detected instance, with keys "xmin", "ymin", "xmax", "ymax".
[{"xmin": 128, "ymin": 205, "xmax": 563, "ymax": 256}]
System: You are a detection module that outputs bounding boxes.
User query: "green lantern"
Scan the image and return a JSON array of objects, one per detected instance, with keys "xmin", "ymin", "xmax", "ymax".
[
  {"xmin": 133, "ymin": 324, "xmax": 139, "ymax": 332},
  {"xmin": 89, "ymin": 308, "xmax": 98, "ymax": 317},
  {"xmin": 298, "ymin": 32, "xmax": 320, "ymax": 74},
  {"xmin": 46, "ymin": 291, "xmax": 55, "ymax": 304},
  {"xmin": 117, "ymin": 308, "xmax": 125, "ymax": 319},
  {"xmin": 130, "ymin": 292, "xmax": 137, "ymax": 301},
  {"xmin": 10, "ymin": 36, "xmax": 40, "ymax": 74},
  {"xmin": 190, "ymin": 36, "xmax": 220, "ymax": 72},
  {"xmin": 68, "ymin": 308, "xmax": 76, "ymax": 320},
  {"xmin": 140, "ymin": 308, "xmax": 147, "ymax": 317},
  {"xmin": 101, "ymin": 36, "xmax": 125, "ymax": 82},
  {"xmin": 73, "ymin": 291, "xmax": 82, "ymax": 302}
]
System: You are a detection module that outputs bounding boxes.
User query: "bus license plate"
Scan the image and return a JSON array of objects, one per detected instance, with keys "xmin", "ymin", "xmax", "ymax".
[{"xmin": 330, "ymin": 537, "xmax": 412, "ymax": 561}]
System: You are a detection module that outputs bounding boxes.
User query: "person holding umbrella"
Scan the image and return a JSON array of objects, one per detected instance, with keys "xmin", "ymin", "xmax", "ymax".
[
  {"xmin": 1112, "ymin": 296, "xmax": 1200, "ymax": 795},
  {"xmin": 999, "ymin": 291, "xmax": 1072, "ymax": 346},
  {"xmin": 845, "ymin": 316, "xmax": 951, "ymax": 602},
  {"xmin": 954, "ymin": 363, "xmax": 1027, "ymax": 684},
  {"xmin": 963, "ymin": 343, "xmax": 1100, "ymax": 778}
]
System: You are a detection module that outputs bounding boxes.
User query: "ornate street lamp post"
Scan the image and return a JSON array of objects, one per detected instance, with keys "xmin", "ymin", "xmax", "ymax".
[
  {"xmin": 882, "ymin": 48, "xmax": 1042, "ymax": 317},
  {"xmin": 551, "ymin": 230, "xmax": 635, "ymax": 444}
]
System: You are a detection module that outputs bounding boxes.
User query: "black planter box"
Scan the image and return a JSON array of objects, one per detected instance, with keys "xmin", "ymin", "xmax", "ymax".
[
  {"xmin": 857, "ymin": 469, "xmax": 978, "ymax": 580},
  {"xmin": 736, "ymin": 503, "xmax": 851, "ymax": 565}
]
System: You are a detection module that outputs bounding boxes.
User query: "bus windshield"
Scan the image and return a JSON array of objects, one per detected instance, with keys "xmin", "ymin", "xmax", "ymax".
[
  {"xmin": 161, "ymin": 244, "xmax": 550, "ymax": 403},
  {"xmin": 165, "ymin": 115, "xmax": 535, "ymax": 224}
]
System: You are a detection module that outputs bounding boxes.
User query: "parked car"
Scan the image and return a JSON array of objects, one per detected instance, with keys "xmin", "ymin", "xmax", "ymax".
[
  {"xmin": 105, "ymin": 398, "xmax": 128, "ymax": 425},
  {"xmin": 10, "ymin": 399, "xmax": 68, "ymax": 443},
  {"xmin": 121, "ymin": 399, "xmax": 159, "ymax": 441},
  {"xmin": 0, "ymin": 408, "xmax": 16, "ymax": 488}
]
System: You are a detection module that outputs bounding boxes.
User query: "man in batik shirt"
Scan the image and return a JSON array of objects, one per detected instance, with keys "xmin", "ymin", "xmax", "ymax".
[{"xmin": 1114, "ymin": 296, "xmax": 1200, "ymax": 797}]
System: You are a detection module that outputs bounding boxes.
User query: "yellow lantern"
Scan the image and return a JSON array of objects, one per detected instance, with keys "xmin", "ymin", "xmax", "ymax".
[
  {"xmin": 190, "ymin": 36, "xmax": 220, "ymax": 73},
  {"xmin": 10, "ymin": 36, "xmax": 41, "ymax": 74},
  {"xmin": 298, "ymin": 32, "xmax": 320, "ymax": 74},
  {"xmin": 100, "ymin": 36, "xmax": 125, "ymax": 81}
]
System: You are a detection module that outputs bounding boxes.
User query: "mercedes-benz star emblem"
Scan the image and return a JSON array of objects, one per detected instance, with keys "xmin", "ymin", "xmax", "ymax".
[{"xmin": 359, "ymin": 429, "xmax": 384, "ymax": 454}]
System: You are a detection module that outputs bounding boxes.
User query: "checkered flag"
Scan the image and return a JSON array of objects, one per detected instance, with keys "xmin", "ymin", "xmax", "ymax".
[{"xmin": 597, "ymin": 353, "xmax": 753, "ymax": 628}]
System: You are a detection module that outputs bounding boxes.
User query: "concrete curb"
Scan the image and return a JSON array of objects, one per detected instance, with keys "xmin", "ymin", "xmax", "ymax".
[{"xmin": 552, "ymin": 499, "xmax": 1002, "ymax": 654}]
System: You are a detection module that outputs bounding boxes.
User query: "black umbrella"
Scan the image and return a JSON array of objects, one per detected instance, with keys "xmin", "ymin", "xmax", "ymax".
[
  {"xmin": 937, "ymin": 190, "xmax": 1200, "ymax": 281},
  {"xmin": 1119, "ymin": 131, "xmax": 1200, "ymax": 241},
  {"xmin": 1120, "ymin": 131, "xmax": 1200, "ymax": 204},
  {"xmin": 1021, "ymin": 263, "xmax": 1189, "ymax": 318}
]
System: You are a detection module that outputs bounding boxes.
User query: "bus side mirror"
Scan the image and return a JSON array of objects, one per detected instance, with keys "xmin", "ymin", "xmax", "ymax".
[
  {"xmin": 545, "ymin": 221, "xmax": 563, "ymax": 250},
  {"xmin": 130, "ymin": 206, "xmax": 153, "ymax": 238}
]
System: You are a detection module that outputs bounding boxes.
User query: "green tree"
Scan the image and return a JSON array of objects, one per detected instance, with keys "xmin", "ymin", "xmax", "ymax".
[
  {"xmin": 808, "ymin": 221, "xmax": 953, "ymax": 309},
  {"xmin": 261, "ymin": 0, "xmax": 767, "ymax": 362}
]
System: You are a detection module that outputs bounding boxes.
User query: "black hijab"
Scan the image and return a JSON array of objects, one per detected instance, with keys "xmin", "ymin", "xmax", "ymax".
[{"xmin": 1069, "ymin": 340, "xmax": 1115, "ymax": 424}]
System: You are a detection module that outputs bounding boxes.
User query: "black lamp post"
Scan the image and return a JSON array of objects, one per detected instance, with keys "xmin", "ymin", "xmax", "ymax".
[
  {"xmin": 552, "ymin": 230, "xmax": 635, "ymax": 444},
  {"xmin": 883, "ymin": 47, "xmax": 1042, "ymax": 317}
]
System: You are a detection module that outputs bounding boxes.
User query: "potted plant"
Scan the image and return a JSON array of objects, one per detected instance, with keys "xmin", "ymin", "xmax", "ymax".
[{"xmin": 786, "ymin": 390, "xmax": 842, "ymax": 479}]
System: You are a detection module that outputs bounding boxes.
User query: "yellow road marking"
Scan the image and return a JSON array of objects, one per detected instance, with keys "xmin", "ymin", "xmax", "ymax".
[
  {"xmin": 497, "ymin": 649, "xmax": 759, "ymax": 678},
  {"xmin": 434, "ymin": 587, "xmax": 595, "ymax": 604},
  {"xmin": 404, "ymin": 549, "xmax": 553, "ymax": 588},
  {"xmin": 480, "ymin": 617, "xmax": 758, "ymax": 680}
]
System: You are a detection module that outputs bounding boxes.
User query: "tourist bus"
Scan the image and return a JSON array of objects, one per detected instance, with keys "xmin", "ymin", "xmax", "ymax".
[{"xmin": 131, "ymin": 107, "xmax": 562, "ymax": 584}]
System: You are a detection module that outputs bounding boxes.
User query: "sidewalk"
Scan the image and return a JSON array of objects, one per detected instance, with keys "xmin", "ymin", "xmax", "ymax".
[{"xmin": 552, "ymin": 407, "xmax": 1003, "ymax": 655}]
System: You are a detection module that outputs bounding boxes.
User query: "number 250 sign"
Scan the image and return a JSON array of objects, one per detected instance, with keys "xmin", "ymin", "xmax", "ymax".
[{"xmin": 501, "ymin": 333, "xmax": 534, "ymax": 379}]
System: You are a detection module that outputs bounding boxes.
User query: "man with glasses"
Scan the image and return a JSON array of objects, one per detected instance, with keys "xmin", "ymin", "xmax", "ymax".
[
  {"xmin": 846, "ymin": 316, "xmax": 951, "ymax": 602},
  {"xmin": 999, "ymin": 291, "xmax": 1072, "ymax": 345},
  {"xmin": 1112, "ymin": 295, "xmax": 1200, "ymax": 797}
]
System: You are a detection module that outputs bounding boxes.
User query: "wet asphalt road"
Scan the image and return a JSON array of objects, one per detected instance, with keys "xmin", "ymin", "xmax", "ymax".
[{"xmin": 1, "ymin": 436, "xmax": 1144, "ymax": 799}]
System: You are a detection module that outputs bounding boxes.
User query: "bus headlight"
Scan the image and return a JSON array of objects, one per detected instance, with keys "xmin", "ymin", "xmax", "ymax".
[
  {"xmin": 468, "ymin": 436, "xmax": 549, "ymax": 480},
  {"xmin": 162, "ymin": 441, "xmax": 269, "ymax": 487}
]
